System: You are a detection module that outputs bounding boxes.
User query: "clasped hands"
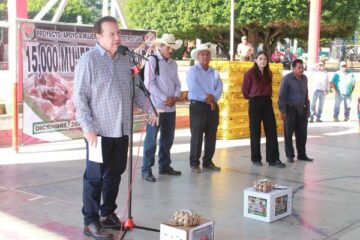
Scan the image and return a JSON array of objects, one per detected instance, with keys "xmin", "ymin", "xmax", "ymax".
[{"xmin": 205, "ymin": 94, "xmax": 217, "ymax": 111}]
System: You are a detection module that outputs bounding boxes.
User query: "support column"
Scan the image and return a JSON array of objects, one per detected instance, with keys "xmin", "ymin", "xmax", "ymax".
[
  {"xmin": 307, "ymin": 0, "xmax": 322, "ymax": 68},
  {"xmin": 229, "ymin": 0, "xmax": 234, "ymax": 61}
]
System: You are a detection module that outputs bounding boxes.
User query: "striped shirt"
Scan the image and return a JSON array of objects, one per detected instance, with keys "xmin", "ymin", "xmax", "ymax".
[
  {"xmin": 144, "ymin": 51, "xmax": 181, "ymax": 112},
  {"xmin": 74, "ymin": 43, "xmax": 148, "ymax": 138}
]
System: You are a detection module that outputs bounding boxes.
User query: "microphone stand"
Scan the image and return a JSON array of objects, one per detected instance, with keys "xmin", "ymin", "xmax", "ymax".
[{"xmin": 121, "ymin": 56, "xmax": 160, "ymax": 239}]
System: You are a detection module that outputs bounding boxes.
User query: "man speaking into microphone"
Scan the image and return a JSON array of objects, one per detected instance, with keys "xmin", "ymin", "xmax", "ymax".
[{"xmin": 74, "ymin": 16, "xmax": 157, "ymax": 240}]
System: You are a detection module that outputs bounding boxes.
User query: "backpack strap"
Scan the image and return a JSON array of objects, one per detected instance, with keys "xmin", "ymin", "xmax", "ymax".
[{"xmin": 149, "ymin": 54, "xmax": 160, "ymax": 76}]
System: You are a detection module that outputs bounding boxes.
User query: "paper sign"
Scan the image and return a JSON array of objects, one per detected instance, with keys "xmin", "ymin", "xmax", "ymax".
[{"xmin": 88, "ymin": 137, "xmax": 103, "ymax": 163}]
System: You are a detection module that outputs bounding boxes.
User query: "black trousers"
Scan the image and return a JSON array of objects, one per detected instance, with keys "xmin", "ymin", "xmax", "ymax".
[
  {"xmin": 189, "ymin": 101, "xmax": 219, "ymax": 167},
  {"xmin": 249, "ymin": 96, "xmax": 280, "ymax": 163},
  {"xmin": 283, "ymin": 105, "xmax": 308, "ymax": 158},
  {"xmin": 82, "ymin": 136, "xmax": 129, "ymax": 225}
]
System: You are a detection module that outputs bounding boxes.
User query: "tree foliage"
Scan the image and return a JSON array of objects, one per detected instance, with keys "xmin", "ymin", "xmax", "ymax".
[
  {"xmin": 28, "ymin": 0, "xmax": 99, "ymax": 24},
  {"xmin": 124, "ymin": 0, "xmax": 360, "ymax": 59}
]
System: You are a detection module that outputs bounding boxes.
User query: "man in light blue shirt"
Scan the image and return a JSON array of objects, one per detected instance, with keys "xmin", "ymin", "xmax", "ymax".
[
  {"xmin": 187, "ymin": 43, "xmax": 223, "ymax": 173},
  {"xmin": 141, "ymin": 34, "xmax": 182, "ymax": 182},
  {"xmin": 331, "ymin": 61, "xmax": 355, "ymax": 121}
]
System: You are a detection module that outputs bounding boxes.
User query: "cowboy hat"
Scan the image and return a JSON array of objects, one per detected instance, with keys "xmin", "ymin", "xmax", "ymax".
[
  {"xmin": 153, "ymin": 33, "xmax": 183, "ymax": 50},
  {"xmin": 190, "ymin": 43, "xmax": 216, "ymax": 60}
]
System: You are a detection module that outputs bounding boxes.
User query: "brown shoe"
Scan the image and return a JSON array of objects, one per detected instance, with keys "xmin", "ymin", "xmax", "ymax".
[
  {"xmin": 83, "ymin": 222, "xmax": 113, "ymax": 240},
  {"xmin": 203, "ymin": 163, "xmax": 221, "ymax": 171},
  {"xmin": 100, "ymin": 212, "xmax": 123, "ymax": 230},
  {"xmin": 191, "ymin": 166, "xmax": 202, "ymax": 173}
]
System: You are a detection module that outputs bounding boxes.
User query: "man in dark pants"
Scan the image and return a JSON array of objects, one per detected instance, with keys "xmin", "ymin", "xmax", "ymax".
[
  {"xmin": 186, "ymin": 44, "xmax": 223, "ymax": 173},
  {"xmin": 74, "ymin": 16, "xmax": 155, "ymax": 240},
  {"xmin": 141, "ymin": 33, "xmax": 183, "ymax": 182},
  {"xmin": 278, "ymin": 59, "xmax": 313, "ymax": 163}
]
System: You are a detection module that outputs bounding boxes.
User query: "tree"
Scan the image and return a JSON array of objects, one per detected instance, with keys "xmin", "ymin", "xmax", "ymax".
[
  {"xmin": 28, "ymin": 0, "xmax": 98, "ymax": 24},
  {"xmin": 124, "ymin": 0, "xmax": 360, "ymax": 59}
]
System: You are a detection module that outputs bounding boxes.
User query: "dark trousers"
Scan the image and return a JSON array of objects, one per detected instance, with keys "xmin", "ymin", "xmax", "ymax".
[
  {"xmin": 142, "ymin": 111, "xmax": 176, "ymax": 176},
  {"xmin": 82, "ymin": 136, "xmax": 129, "ymax": 225},
  {"xmin": 283, "ymin": 105, "xmax": 308, "ymax": 158},
  {"xmin": 189, "ymin": 101, "xmax": 219, "ymax": 167},
  {"xmin": 249, "ymin": 96, "xmax": 280, "ymax": 163}
]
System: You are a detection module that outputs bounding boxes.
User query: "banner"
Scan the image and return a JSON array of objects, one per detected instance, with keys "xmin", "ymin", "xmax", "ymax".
[{"xmin": 20, "ymin": 21, "xmax": 156, "ymax": 144}]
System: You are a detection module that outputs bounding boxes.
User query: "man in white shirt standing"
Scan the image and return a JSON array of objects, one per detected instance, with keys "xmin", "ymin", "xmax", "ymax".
[
  {"xmin": 237, "ymin": 36, "xmax": 254, "ymax": 61},
  {"xmin": 141, "ymin": 34, "xmax": 183, "ymax": 182},
  {"xmin": 309, "ymin": 61, "xmax": 330, "ymax": 122}
]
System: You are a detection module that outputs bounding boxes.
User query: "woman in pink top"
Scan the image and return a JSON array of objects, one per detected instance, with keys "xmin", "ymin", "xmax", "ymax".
[{"xmin": 242, "ymin": 51, "xmax": 285, "ymax": 168}]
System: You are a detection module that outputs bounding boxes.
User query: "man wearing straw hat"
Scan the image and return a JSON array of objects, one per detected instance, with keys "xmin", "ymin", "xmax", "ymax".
[
  {"xmin": 141, "ymin": 33, "xmax": 183, "ymax": 182},
  {"xmin": 187, "ymin": 43, "xmax": 223, "ymax": 173}
]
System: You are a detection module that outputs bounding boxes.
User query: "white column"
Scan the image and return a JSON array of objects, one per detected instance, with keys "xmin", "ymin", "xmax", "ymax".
[
  {"xmin": 102, "ymin": 0, "xmax": 109, "ymax": 16},
  {"xmin": 230, "ymin": 0, "xmax": 234, "ymax": 61}
]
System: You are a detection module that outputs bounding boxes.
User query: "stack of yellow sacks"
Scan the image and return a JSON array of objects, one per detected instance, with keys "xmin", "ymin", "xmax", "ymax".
[{"xmin": 210, "ymin": 61, "xmax": 283, "ymax": 140}]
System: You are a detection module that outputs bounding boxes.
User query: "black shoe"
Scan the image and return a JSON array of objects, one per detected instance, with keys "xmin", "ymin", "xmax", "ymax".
[
  {"xmin": 100, "ymin": 212, "xmax": 123, "ymax": 230},
  {"xmin": 159, "ymin": 167, "xmax": 182, "ymax": 175},
  {"xmin": 316, "ymin": 118, "xmax": 322, "ymax": 122},
  {"xmin": 142, "ymin": 174, "xmax": 156, "ymax": 182},
  {"xmin": 298, "ymin": 156, "xmax": 314, "ymax": 161},
  {"xmin": 203, "ymin": 163, "xmax": 221, "ymax": 171},
  {"xmin": 287, "ymin": 157, "xmax": 294, "ymax": 163},
  {"xmin": 344, "ymin": 117, "xmax": 349, "ymax": 121},
  {"xmin": 269, "ymin": 160, "xmax": 286, "ymax": 168},
  {"xmin": 309, "ymin": 117, "xmax": 314, "ymax": 123},
  {"xmin": 252, "ymin": 161, "xmax": 263, "ymax": 167},
  {"xmin": 84, "ymin": 222, "xmax": 113, "ymax": 240}
]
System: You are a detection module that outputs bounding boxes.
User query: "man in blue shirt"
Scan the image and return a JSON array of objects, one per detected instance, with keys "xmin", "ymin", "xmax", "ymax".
[
  {"xmin": 331, "ymin": 61, "xmax": 355, "ymax": 122},
  {"xmin": 278, "ymin": 59, "xmax": 313, "ymax": 163},
  {"xmin": 187, "ymin": 44, "xmax": 223, "ymax": 173}
]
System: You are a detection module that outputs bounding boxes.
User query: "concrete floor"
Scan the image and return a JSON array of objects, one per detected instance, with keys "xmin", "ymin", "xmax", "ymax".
[{"xmin": 1, "ymin": 90, "xmax": 360, "ymax": 240}]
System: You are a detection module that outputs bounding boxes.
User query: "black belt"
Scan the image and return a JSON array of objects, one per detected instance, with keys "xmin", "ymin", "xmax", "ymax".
[
  {"xmin": 286, "ymin": 103, "xmax": 305, "ymax": 108},
  {"xmin": 190, "ymin": 100, "xmax": 208, "ymax": 105}
]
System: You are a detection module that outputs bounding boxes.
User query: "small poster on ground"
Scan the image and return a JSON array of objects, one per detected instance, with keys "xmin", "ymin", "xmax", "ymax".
[
  {"xmin": 248, "ymin": 196, "xmax": 267, "ymax": 217},
  {"xmin": 275, "ymin": 195, "xmax": 288, "ymax": 216}
]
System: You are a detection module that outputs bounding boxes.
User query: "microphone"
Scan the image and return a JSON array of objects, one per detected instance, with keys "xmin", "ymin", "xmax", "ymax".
[{"xmin": 117, "ymin": 45, "xmax": 148, "ymax": 61}]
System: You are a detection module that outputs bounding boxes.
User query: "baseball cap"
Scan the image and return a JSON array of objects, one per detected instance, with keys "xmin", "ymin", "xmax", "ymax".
[{"xmin": 340, "ymin": 61, "xmax": 347, "ymax": 67}]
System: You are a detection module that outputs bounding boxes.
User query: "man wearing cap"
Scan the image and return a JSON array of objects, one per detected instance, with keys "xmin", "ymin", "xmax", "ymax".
[
  {"xmin": 331, "ymin": 61, "xmax": 356, "ymax": 122},
  {"xmin": 186, "ymin": 43, "xmax": 223, "ymax": 173},
  {"xmin": 278, "ymin": 59, "xmax": 313, "ymax": 163},
  {"xmin": 237, "ymin": 36, "xmax": 254, "ymax": 61},
  {"xmin": 309, "ymin": 61, "xmax": 330, "ymax": 122},
  {"xmin": 141, "ymin": 33, "xmax": 182, "ymax": 182}
]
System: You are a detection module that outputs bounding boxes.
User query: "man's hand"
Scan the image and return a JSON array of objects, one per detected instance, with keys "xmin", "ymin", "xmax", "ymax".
[
  {"xmin": 205, "ymin": 94, "xmax": 215, "ymax": 103},
  {"xmin": 148, "ymin": 111, "xmax": 160, "ymax": 126},
  {"xmin": 164, "ymin": 96, "xmax": 178, "ymax": 107},
  {"xmin": 209, "ymin": 102, "xmax": 217, "ymax": 111},
  {"xmin": 281, "ymin": 113, "xmax": 287, "ymax": 120},
  {"xmin": 205, "ymin": 94, "xmax": 217, "ymax": 111},
  {"xmin": 85, "ymin": 131, "xmax": 97, "ymax": 147}
]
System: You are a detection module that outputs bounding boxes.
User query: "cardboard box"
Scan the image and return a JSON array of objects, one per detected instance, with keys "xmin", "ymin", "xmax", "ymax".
[
  {"xmin": 244, "ymin": 186, "xmax": 292, "ymax": 222},
  {"xmin": 160, "ymin": 219, "xmax": 214, "ymax": 240}
]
